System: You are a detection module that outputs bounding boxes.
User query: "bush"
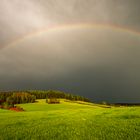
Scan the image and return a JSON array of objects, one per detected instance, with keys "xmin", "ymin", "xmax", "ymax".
[
  {"xmin": 0, "ymin": 105, "xmax": 3, "ymax": 109},
  {"xmin": 2, "ymin": 102, "xmax": 11, "ymax": 109},
  {"xmin": 9, "ymin": 106, "xmax": 24, "ymax": 112},
  {"xmin": 47, "ymin": 98, "xmax": 60, "ymax": 104}
]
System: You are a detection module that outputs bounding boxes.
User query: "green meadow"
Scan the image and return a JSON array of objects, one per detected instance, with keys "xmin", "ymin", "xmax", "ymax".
[{"xmin": 0, "ymin": 99, "xmax": 140, "ymax": 140}]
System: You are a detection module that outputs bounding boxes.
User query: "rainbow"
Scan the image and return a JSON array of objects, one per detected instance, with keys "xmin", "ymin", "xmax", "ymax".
[{"xmin": 2, "ymin": 23, "xmax": 140, "ymax": 49}]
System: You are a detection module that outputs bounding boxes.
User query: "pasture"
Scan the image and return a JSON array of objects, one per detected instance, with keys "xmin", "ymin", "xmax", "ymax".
[{"xmin": 0, "ymin": 99, "xmax": 140, "ymax": 140}]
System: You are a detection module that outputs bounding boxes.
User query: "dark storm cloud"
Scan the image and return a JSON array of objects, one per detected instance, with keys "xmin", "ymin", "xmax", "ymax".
[
  {"xmin": 0, "ymin": 0, "xmax": 140, "ymax": 102},
  {"xmin": 0, "ymin": 27, "xmax": 140, "ymax": 102}
]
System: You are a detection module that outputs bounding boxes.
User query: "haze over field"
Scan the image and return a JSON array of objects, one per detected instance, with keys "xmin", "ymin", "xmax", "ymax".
[{"xmin": 0, "ymin": 0, "xmax": 140, "ymax": 103}]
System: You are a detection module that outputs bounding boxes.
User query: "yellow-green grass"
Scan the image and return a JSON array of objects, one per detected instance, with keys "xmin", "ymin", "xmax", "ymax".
[{"xmin": 0, "ymin": 99, "xmax": 140, "ymax": 140}]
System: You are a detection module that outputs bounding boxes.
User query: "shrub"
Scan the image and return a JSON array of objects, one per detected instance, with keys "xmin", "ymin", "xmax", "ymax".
[
  {"xmin": 2, "ymin": 102, "xmax": 11, "ymax": 109},
  {"xmin": 10, "ymin": 106, "xmax": 24, "ymax": 112},
  {"xmin": 47, "ymin": 98, "xmax": 60, "ymax": 104}
]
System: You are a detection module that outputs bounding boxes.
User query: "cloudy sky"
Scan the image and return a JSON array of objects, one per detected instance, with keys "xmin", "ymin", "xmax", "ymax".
[{"xmin": 0, "ymin": 0, "xmax": 140, "ymax": 103}]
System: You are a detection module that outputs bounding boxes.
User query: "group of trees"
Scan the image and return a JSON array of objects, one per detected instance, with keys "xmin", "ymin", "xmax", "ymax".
[
  {"xmin": 7, "ymin": 92, "xmax": 36, "ymax": 104},
  {"xmin": 0, "ymin": 92, "xmax": 36, "ymax": 109},
  {"xmin": 0, "ymin": 90, "xmax": 90, "ymax": 107},
  {"xmin": 28, "ymin": 90, "xmax": 90, "ymax": 102}
]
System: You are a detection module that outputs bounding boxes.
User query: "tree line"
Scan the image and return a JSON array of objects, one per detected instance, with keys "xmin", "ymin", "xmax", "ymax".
[
  {"xmin": 28, "ymin": 90, "xmax": 90, "ymax": 102},
  {"xmin": 0, "ymin": 90, "xmax": 90, "ymax": 107}
]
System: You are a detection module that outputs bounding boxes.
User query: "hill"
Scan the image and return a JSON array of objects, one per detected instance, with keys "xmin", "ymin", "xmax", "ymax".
[{"xmin": 0, "ymin": 99, "xmax": 140, "ymax": 140}]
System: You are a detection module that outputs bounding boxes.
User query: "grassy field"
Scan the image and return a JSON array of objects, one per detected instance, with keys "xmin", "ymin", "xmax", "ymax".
[{"xmin": 0, "ymin": 99, "xmax": 140, "ymax": 140}]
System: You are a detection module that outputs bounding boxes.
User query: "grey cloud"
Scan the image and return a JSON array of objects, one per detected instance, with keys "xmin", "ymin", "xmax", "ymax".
[
  {"xmin": 1, "ymin": 0, "xmax": 140, "ymax": 47},
  {"xmin": 0, "ymin": 0, "xmax": 140, "ymax": 102},
  {"xmin": 0, "ymin": 27, "xmax": 140, "ymax": 102}
]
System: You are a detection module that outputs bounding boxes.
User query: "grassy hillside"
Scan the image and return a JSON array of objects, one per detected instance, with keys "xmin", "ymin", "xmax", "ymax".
[{"xmin": 0, "ymin": 99, "xmax": 140, "ymax": 140}]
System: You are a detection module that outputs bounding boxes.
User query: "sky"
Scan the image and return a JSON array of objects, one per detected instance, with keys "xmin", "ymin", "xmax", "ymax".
[{"xmin": 0, "ymin": 0, "xmax": 140, "ymax": 103}]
